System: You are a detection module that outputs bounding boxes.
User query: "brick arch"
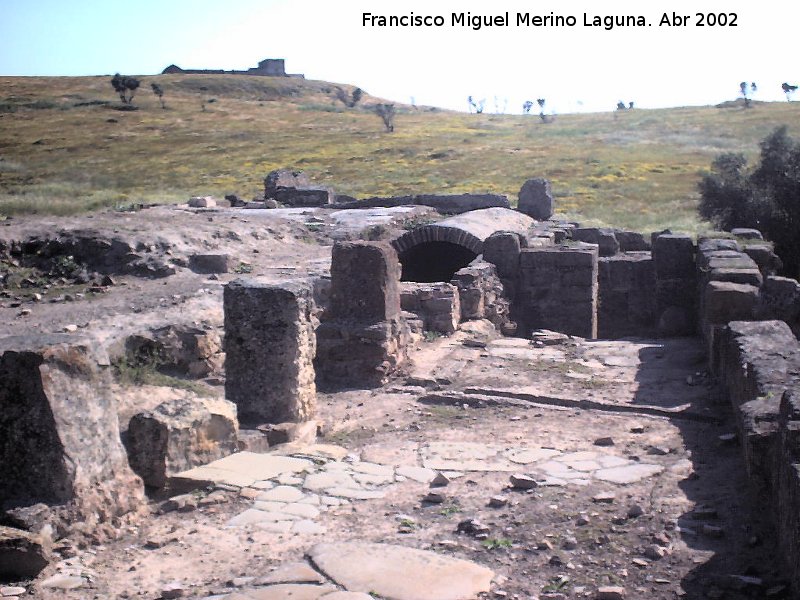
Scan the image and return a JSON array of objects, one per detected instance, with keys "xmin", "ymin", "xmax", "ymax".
[{"xmin": 391, "ymin": 224, "xmax": 484, "ymax": 257}]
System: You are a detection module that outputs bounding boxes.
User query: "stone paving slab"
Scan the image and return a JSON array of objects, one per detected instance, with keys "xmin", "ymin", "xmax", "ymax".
[
  {"xmin": 307, "ymin": 542, "xmax": 495, "ymax": 600},
  {"xmin": 173, "ymin": 452, "xmax": 313, "ymax": 488}
]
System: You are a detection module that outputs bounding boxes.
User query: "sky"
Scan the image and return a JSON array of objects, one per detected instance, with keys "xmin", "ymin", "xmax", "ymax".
[{"xmin": 1, "ymin": 0, "xmax": 799, "ymax": 114}]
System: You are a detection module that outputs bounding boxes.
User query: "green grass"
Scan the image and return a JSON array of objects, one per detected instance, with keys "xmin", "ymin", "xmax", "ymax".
[{"xmin": 2, "ymin": 74, "xmax": 800, "ymax": 231}]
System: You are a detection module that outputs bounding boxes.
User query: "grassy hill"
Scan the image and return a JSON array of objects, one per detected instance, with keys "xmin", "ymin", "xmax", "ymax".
[{"xmin": 1, "ymin": 73, "xmax": 799, "ymax": 232}]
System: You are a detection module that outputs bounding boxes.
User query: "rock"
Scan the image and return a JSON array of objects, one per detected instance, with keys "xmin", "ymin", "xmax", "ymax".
[
  {"xmin": 571, "ymin": 227, "xmax": 620, "ymax": 257},
  {"xmin": 592, "ymin": 491, "xmax": 616, "ymax": 504},
  {"xmin": 274, "ymin": 187, "xmax": 334, "ymax": 207},
  {"xmin": 645, "ymin": 445, "xmax": 670, "ymax": 456},
  {"xmin": 127, "ymin": 397, "xmax": 238, "ymax": 488},
  {"xmin": 40, "ymin": 574, "xmax": 85, "ymax": 589},
  {"xmin": 62, "ymin": 324, "xmax": 78, "ymax": 333},
  {"xmin": 509, "ymin": 474, "xmax": 538, "ymax": 490},
  {"xmin": 430, "ymin": 472, "xmax": 451, "ymax": 488},
  {"xmin": 518, "ymin": 178, "xmax": 554, "ymax": 220},
  {"xmin": 307, "ymin": 542, "xmax": 494, "ymax": 600},
  {"xmin": 1, "ymin": 586, "xmax": 26, "ymax": 597},
  {"xmin": 257, "ymin": 561, "xmax": 327, "ymax": 585},
  {"xmin": 189, "ymin": 253, "xmax": 232, "ymax": 274},
  {"xmin": 596, "ymin": 586, "xmax": 626, "ymax": 599},
  {"xmin": 643, "ymin": 545, "xmax": 665, "ymax": 560},
  {"xmin": 457, "ymin": 519, "xmax": 490, "ymax": 536},
  {"xmin": 188, "ymin": 196, "xmax": 216, "ymax": 208},
  {"xmin": 488, "ymin": 495, "xmax": 508, "ymax": 508},
  {"xmin": 562, "ymin": 536, "xmax": 578, "ymax": 550},
  {"xmin": 160, "ymin": 582, "xmax": 185, "ymax": 599},
  {"xmin": 423, "ymin": 492, "xmax": 446, "ymax": 504},
  {"xmin": 594, "ymin": 437, "xmax": 615, "ymax": 447},
  {"xmin": 0, "ymin": 336, "xmax": 144, "ymax": 533},
  {"xmin": 0, "ymin": 526, "xmax": 50, "ymax": 580},
  {"xmin": 258, "ymin": 420, "xmax": 317, "ymax": 447},
  {"xmin": 264, "ymin": 169, "xmax": 312, "ymax": 198},
  {"xmin": 731, "ymin": 228, "xmax": 763, "ymax": 240},
  {"xmin": 626, "ymin": 505, "xmax": 645, "ymax": 518},
  {"xmin": 704, "ymin": 281, "xmax": 759, "ymax": 323}
]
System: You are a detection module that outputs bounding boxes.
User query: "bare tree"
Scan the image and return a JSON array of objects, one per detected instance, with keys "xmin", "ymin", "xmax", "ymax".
[
  {"xmin": 151, "ymin": 83, "xmax": 166, "ymax": 109},
  {"xmin": 373, "ymin": 103, "xmax": 396, "ymax": 132},
  {"xmin": 335, "ymin": 87, "xmax": 363, "ymax": 108}
]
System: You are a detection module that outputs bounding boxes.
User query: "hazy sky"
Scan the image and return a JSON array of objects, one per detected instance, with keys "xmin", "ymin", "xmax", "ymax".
[{"xmin": 2, "ymin": 0, "xmax": 799, "ymax": 113}]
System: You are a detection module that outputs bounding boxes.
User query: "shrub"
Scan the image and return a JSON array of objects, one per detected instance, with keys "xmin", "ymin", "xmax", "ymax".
[{"xmin": 698, "ymin": 126, "xmax": 800, "ymax": 277}]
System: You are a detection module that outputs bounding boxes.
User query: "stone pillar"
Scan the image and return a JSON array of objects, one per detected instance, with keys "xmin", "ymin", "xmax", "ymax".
[
  {"xmin": 517, "ymin": 245, "xmax": 598, "ymax": 338},
  {"xmin": 316, "ymin": 242, "xmax": 408, "ymax": 387},
  {"xmin": 0, "ymin": 335, "xmax": 144, "ymax": 530},
  {"xmin": 224, "ymin": 279, "xmax": 316, "ymax": 424},
  {"xmin": 652, "ymin": 233, "xmax": 696, "ymax": 336}
]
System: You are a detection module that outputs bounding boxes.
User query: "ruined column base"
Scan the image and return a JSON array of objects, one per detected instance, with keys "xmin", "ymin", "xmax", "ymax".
[{"xmin": 315, "ymin": 317, "xmax": 409, "ymax": 388}]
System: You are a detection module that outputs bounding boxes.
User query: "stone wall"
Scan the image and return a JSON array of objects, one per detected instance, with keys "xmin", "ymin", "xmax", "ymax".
[
  {"xmin": 652, "ymin": 234, "xmax": 697, "ymax": 336},
  {"xmin": 451, "ymin": 262, "xmax": 509, "ymax": 329},
  {"xmin": 516, "ymin": 245, "xmax": 598, "ymax": 338},
  {"xmin": 399, "ymin": 282, "xmax": 460, "ymax": 334},
  {"xmin": 315, "ymin": 242, "xmax": 409, "ymax": 387},
  {"xmin": 598, "ymin": 253, "xmax": 655, "ymax": 338},
  {"xmin": 224, "ymin": 279, "xmax": 316, "ymax": 424}
]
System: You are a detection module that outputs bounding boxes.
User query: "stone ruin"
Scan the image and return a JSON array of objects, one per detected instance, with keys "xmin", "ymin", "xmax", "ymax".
[{"xmin": 3, "ymin": 174, "xmax": 800, "ymax": 591}]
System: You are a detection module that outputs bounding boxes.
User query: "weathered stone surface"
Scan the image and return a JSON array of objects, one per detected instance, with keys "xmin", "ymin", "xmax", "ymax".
[
  {"xmin": 704, "ymin": 281, "xmax": 759, "ymax": 324},
  {"xmin": 571, "ymin": 228, "xmax": 620, "ymax": 257},
  {"xmin": 614, "ymin": 231, "xmax": 650, "ymax": 252},
  {"xmin": 0, "ymin": 335, "xmax": 144, "ymax": 531},
  {"xmin": 189, "ymin": 253, "xmax": 232, "ymax": 274},
  {"xmin": 451, "ymin": 262, "xmax": 509, "ymax": 328},
  {"xmin": 307, "ymin": 542, "xmax": 494, "ymax": 600},
  {"xmin": 274, "ymin": 187, "xmax": 334, "ymax": 207},
  {"xmin": 743, "ymin": 244, "xmax": 782, "ymax": 275},
  {"xmin": 777, "ymin": 389, "xmax": 800, "ymax": 592},
  {"xmin": 172, "ymin": 452, "xmax": 312, "ymax": 489},
  {"xmin": 127, "ymin": 397, "xmax": 238, "ymax": 488},
  {"xmin": 517, "ymin": 178, "xmax": 554, "ymax": 220},
  {"xmin": 483, "ymin": 231, "xmax": 523, "ymax": 279},
  {"xmin": 399, "ymin": 282, "xmax": 461, "ymax": 334},
  {"xmin": 731, "ymin": 228, "xmax": 763, "ymax": 240},
  {"xmin": 264, "ymin": 169, "xmax": 311, "ymax": 198},
  {"xmin": 414, "ymin": 193, "xmax": 509, "ymax": 214},
  {"xmin": 246, "ymin": 584, "xmax": 338, "ymax": 600},
  {"xmin": 598, "ymin": 253, "xmax": 655, "ymax": 338},
  {"xmin": 224, "ymin": 278, "xmax": 316, "ymax": 424},
  {"xmin": 708, "ymin": 267, "xmax": 763, "ymax": 288},
  {"xmin": 259, "ymin": 420, "xmax": 317, "ymax": 447},
  {"xmin": 653, "ymin": 234, "xmax": 694, "ymax": 279},
  {"xmin": 517, "ymin": 246, "xmax": 598, "ymax": 338},
  {"xmin": 0, "ymin": 526, "xmax": 50, "ymax": 581},
  {"xmin": 122, "ymin": 324, "xmax": 223, "ymax": 379},
  {"xmin": 188, "ymin": 196, "xmax": 216, "ymax": 208},
  {"xmin": 756, "ymin": 276, "xmax": 800, "ymax": 328},
  {"xmin": 329, "ymin": 242, "xmax": 400, "ymax": 321}
]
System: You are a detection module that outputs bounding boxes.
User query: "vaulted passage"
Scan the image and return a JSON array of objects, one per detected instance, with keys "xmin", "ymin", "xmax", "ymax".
[{"xmin": 399, "ymin": 241, "xmax": 478, "ymax": 282}]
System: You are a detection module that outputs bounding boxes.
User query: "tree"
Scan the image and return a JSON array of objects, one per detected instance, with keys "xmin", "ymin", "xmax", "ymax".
[
  {"xmin": 739, "ymin": 81, "xmax": 752, "ymax": 108},
  {"xmin": 151, "ymin": 83, "xmax": 165, "ymax": 109},
  {"xmin": 335, "ymin": 86, "xmax": 363, "ymax": 108},
  {"xmin": 373, "ymin": 103, "xmax": 396, "ymax": 132},
  {"xmin": 537, "ymin": 98, "xmax": 547, "ymax": 123},
  {"xmin": 522, "ymin": 100, "xmax": 533, "ymax": 114},
  {"xmin": 111, "ymin": 73, "xmax": 140, "ymax": 104},
  {"xmin": 782, "ymin": 82, "xmax": 798, "ymax": 101},
  {"xmin": 698, "ymin": 126, "xmax": 800, "ymax": 277}
]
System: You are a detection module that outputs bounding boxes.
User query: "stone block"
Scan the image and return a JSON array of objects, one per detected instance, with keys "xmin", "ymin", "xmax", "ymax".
[
  {"xmin": 127, "ymin": 397, "xmax": 239, "ymax": 488},
  {"xmin": 698, "ymin": 237, "xmax": 739, "ymax": 254},
  {"xmin": 414, "ymin": 193, "xmax": 510, "ymax": 214},
  {"xmin": 0, "ymin": 526, "xmax": 50, "ymax": 581},
  {"xmin": 451, "ymin": 262, "xmax": 508, "ymax": 327},
  {"xmin": 570, "ymin": 228, "xmax": 620, "ymax": 257},
  {"xmin": 517, "ymin": 178, "xmax": 554, "ymax": 220},
  {"xmin": 731, "ymin": 228, "xmax": 763, "ymax": 240},
  {"xmin": 188, "ymin": 196, "xmax": 216, "ymax": 208},
  {"xmin": 743, "ymin": 244, "xmax": 782, "ymax": 275},
  {"xmin": 0, "ymin": 335, "xmax": 144, "ymax": 530},
  {"xmin": 704, "ymin": 281, "xmax": 759, "ymax": 324},
  {"xmin": 273, "ymin": 187, "xmax": 333, "ymax": 207},
  {"xmin": 224, "ymin": 279, "xmax": 316, "ymax": 424},
  {"xmin": 653, "ymin": 234, "xmax": 694, "ymax": 279},
  {"xmin": 330, "ymin": 242, "xmax": 401, "ymax": 321},
  {"xmin": 708, "ymin": 268, "xmax": 763, "ymax": 288},
  {"xmin": 189, "ymin": 253, "xmax": 232, "ymax": 274},
  {"xmin": 264, "ymin": 169, "xmax": 311, "ymax": 198},
  {"xmin": 615, "ymin": 230, "xmax": 650, "ymax": 251},
  {"xmin": 756, "ymin": 276, "xmax": 800, "ymax": 325},
  {"xmin": 482, "ymin": 232, "xmax": 521, "ymax": 279}
]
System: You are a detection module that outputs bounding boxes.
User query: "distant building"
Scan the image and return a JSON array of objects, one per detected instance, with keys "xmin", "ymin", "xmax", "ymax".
[{"xmin": 161, "ymin": 59, "xmax": 303, "ymax": 78}]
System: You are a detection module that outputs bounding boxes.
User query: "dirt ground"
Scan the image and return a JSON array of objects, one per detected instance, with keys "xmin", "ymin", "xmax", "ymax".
[{"xmin": 0, "ymin": 205, "xmax": 788, "ymax": 600}]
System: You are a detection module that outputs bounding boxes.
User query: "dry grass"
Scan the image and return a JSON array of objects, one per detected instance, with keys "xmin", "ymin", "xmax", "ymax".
[{"xmin": 2, "ymin": 74, "xmax": 799, "ymax": 232}]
